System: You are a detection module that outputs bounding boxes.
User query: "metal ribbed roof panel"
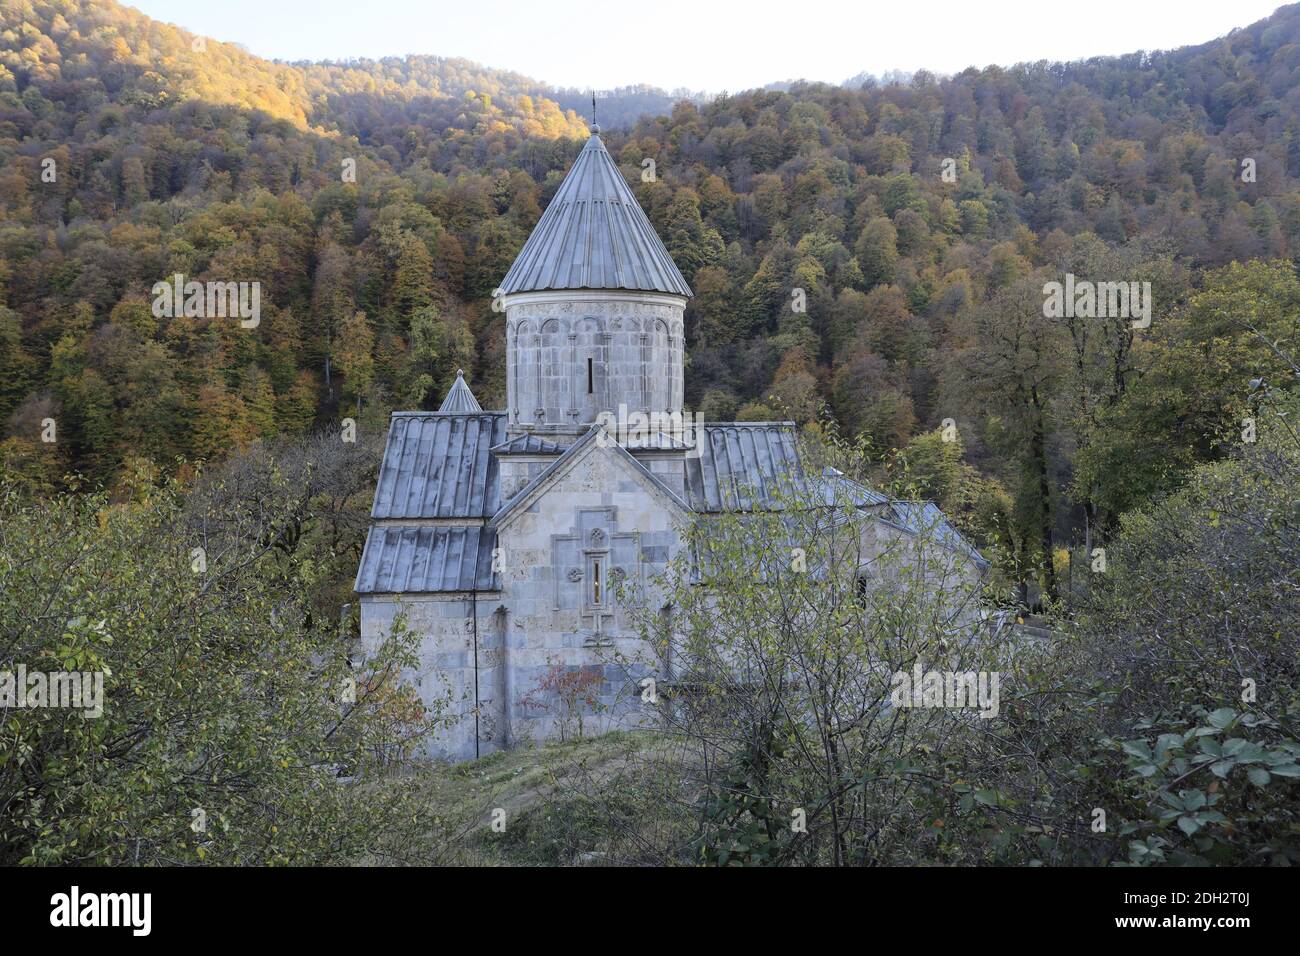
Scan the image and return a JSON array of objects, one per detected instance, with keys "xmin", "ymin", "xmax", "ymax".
[
  {"xmin": 371, "ymin": 413, "xmax": 507, "ymax": 519},
  {"xmin": 498, "ymin": 134, "xmax": 692, "ymax": 297},
  {"xmin": 684, "ymin": 423, "xmax": 805, "ymax": 512},
  {"xmin": 489, "ymin": 434, "xmax": 569, "ymax": 455},
  {"xmin": 355, "ymin": 525, "xmax": 500, "ymax": 593}
]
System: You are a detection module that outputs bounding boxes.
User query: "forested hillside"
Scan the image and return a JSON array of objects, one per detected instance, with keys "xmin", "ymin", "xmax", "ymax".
[{"xmin": 2, "ymin": 0, "xmax": 1299, "ymax": 601}]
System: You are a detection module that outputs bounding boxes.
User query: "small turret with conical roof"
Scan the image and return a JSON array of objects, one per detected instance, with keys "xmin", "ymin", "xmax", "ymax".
[
  {"xmin": 500, "ymin": 127, "xmax": 691, "ymax": 433},
  {"xmin": 437, "ymin": 369, "xmax": 482, "ymax": 413}
]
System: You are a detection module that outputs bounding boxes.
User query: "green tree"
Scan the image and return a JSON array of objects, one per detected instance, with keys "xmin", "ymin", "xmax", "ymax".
[
  {"xmin": 854, "ymin": 217, "xmax": 899, "ymax": 290},
  {"xmin": 0, "ymin": 461, "xmax": 451, "ymax": 865},
  {"xmin": 1074, "ymin": 260, "xmax": 1300, "ymax": 521},
  {"xmin": 334, "ymin": 310, "xmax": 376, "ymax": 412}
]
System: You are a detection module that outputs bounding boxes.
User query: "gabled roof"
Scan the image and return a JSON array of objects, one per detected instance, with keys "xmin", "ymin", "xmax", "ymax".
[
  {"xmin": 498, "ymin": 131, "xmax": 693, "ymax": 297},
  {"xmin": 883, "ymin": 500, "xmax": 989, "ymax": 568},
  {"xmin": 355, "ymin": 525, "xmax": 499, "ymax": 594},
  {"xmin": 814, "ymin": 467, "xmax": 890, "ymax": 507},
  {"xmin": 490, "ymin": 425, "xmax": 691, "ymax": 530},
  {"xmin": 371, "ymin": 413, "xmax": 507, "ymax": 519},
  {"xmin": 438, "ymin": 369, "xmax": 482, "ymax": 413},
  {"xmin": 680, "ymin": 427, "xmax": 985, "ymax": 562}
]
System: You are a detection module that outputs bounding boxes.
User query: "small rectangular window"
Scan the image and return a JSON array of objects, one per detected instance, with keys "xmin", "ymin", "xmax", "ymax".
[
  {"xmin": 587, "ymin": 357, "xmax": 594, "ymax": 394},
  {"xmin": 591, "ymin": 559, "xmax": 603, "ymax": 605}
]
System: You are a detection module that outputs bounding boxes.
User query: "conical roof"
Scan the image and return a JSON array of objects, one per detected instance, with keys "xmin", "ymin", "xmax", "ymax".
[
  {"xmin": 437, "ymin": 369, "xmax": 482, "ymax": 412},
  {"xmin": 498, "ymin": 130, "xmax": 692, "ymax": 297}
]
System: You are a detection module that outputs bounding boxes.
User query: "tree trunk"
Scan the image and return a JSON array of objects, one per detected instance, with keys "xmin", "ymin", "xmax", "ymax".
[{"xmin": 1030, "ymin": 390, "xmax": 1056, "ymax": 605}]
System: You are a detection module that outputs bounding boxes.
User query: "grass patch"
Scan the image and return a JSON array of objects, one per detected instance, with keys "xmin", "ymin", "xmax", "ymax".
[{"xmin": 372, "ymin": 730, "xmax": 666, "ymax": 865}]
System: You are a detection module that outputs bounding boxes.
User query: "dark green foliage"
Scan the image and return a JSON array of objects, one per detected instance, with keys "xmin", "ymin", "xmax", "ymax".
[
  {"xmin": 5, "ymin": 4, "xmax": 1299, "ymax": 608},
  {"xmin": 0, "ymin": 434, "xmax": 458, "ymax": 865}
]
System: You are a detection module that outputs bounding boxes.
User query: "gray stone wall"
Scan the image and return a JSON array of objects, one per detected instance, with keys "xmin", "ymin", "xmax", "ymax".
[
  {"xmin": 633, "ymin": 450, "xmax": 687, "ymax": 499},
  {"xmin": 504, "ymin": 291, "xmax": 686, "ymax": 428},
  {"xmin": 859, "ymin": 520, "xmax": 986, "ymax": 629},
  {"xmin": 358, "ymin": 592, "xmax": 507, "ymax": 762},
  {"xmin": 497, "ymin": 454, "xmax": 556, "ymax": 504},
  {"xmin": 494, "ymin": 442, "xmax": 682, "ymax": 746}
]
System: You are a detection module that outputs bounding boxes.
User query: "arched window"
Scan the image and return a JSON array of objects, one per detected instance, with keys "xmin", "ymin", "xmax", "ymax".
[
  {"xmin": 576, "ymin": 316, "xmax": 603, "ymax": 422},
  {"xmin": 652, "ymin": 318, "xmax": 671, "ymax": 413}
]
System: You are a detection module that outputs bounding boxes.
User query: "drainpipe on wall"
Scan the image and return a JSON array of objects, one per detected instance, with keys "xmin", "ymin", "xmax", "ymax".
[
  {"xmin": 471, "ymin": 588, "xmax": 480, "ymax": 760},
  {"xmin": 500, "ymin": 605, "xmax": 511, "ymax": 749}
]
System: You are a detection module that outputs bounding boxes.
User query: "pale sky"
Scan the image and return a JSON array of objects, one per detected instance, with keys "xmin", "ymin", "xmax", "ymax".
[{"xmin": 126, "ymin": 0, "xmax": 1286, "ymax": 93}]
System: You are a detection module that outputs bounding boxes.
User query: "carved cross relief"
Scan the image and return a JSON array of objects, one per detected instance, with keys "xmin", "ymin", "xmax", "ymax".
[{"xmin": 552, "ymin": 507, "xmax": 640, "ymax": 644}]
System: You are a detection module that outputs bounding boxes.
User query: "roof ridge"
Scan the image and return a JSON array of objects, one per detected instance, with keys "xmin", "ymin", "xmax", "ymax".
[
  {"xmin": 390, "ymin": 410, "xmax": 506, "ymax": 418},
  {"xmin": 699, "ymin": 420, "xmax": 799, "ymax": 428},
  {"xmin": 489, "ymin": 433, "xmax": 569, "ymax": 455},
  {"xmin": 489, "ymin": 426, "xmax": 690, "ymax": 529}
]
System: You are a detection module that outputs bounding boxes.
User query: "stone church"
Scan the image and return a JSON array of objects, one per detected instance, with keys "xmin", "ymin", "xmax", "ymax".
[{"xmin": 355, "ymin": 126, "xmax": 984, "ymax": 761}]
